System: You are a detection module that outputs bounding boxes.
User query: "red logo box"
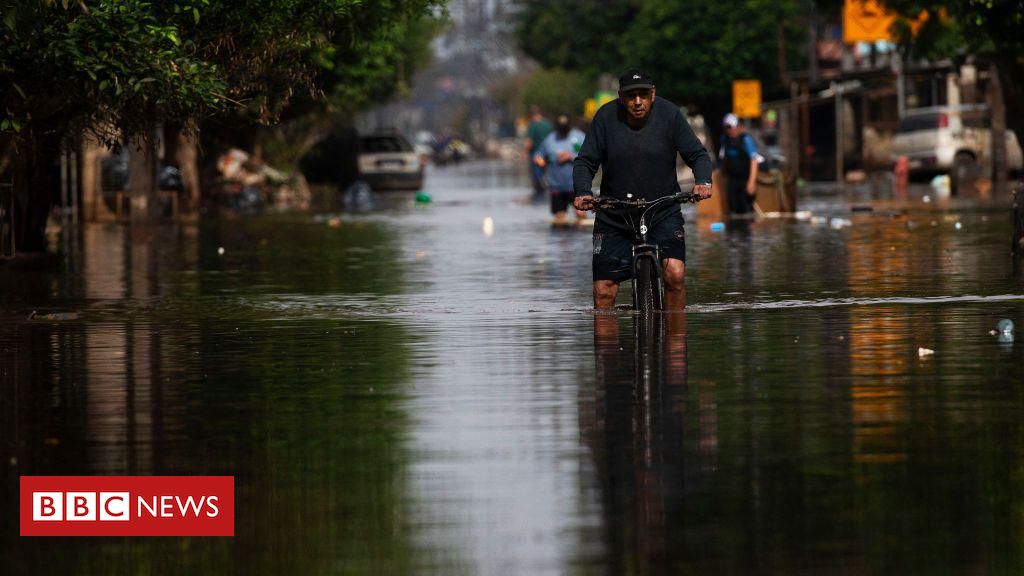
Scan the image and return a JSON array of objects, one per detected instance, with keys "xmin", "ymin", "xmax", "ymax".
[{"xmin": 20, "ymin": 476, "xmax": 234, "ymax": 536}]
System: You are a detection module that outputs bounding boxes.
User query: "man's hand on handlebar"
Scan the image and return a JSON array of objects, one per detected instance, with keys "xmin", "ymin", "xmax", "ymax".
[
  {"xmin": 693, "ymin": 183, "xmax": 712, "ymax": 200},
  {"xmin": 574, "ymin": 195, "xmax": 594, "ymax": 211}
]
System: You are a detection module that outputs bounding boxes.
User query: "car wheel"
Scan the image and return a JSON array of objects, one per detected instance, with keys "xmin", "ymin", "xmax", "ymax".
[{"xmin": 952, "ymin": 152, "xmax": 976, "ymax": 195}]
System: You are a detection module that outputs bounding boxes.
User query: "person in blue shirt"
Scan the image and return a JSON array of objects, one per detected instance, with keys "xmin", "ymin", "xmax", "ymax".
[
  {"xmin": 534, "ymin": 114, "xmax": 587, "ymax": 224},
  {"xmin": 718, "ymin": 113, "xmax": 760, "ymax": 215}
]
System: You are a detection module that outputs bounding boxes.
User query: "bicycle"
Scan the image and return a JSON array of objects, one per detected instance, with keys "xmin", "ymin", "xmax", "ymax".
[{"xmin": 590, "ymin": 190, "xmax": 702, "ymax": 322}]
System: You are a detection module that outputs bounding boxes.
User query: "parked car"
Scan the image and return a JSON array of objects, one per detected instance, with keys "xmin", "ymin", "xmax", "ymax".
[
  {"xmin": 357, "ymin": 134, "xmax": 424, "ymax": 191},
  {"xmin": 891, "ymin": 105, "xmax": 1023, "ymax": 178}
]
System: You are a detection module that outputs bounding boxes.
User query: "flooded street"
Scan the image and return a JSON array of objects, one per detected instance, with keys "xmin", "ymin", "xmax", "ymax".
[{"xmin": 3, "ymin": 160, "xmax": 1024, "ymax": 574}]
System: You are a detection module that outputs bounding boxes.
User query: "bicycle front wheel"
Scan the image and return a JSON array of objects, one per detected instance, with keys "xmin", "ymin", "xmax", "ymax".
[{"xmin": 634, "ymin": 257, "xmax": 657, "ymax": 318}]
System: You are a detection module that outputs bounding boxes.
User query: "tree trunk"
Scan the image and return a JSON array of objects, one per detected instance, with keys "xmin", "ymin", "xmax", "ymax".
[
  {"xmin": 989, "ymin": 63, "xmax": 1008, "ymax": 192},
  {"xmin": 1011, "ymin": 181, "xmax": 1019, "ymax": 255},
  {"xmin": 127, "ymin": 135, "xmax": 158, "ymax": 222},
  {"xmin": 173, "ymin": 130, "xmax": 201, "ymax": 212},
  {"xmin": 776, "ymin": 23, "xmax": 789, "ymax": 86},
  {"xmin": 12, "ymin": 129, "xmax": 60, "ymax": 253}
]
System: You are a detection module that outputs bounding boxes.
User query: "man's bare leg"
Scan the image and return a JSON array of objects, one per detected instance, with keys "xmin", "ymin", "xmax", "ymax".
[
  {"xmin": 593, "ymin": 280, "xmax": 619, "ymax": 309},
  {"xmin": 594, "ymin": 313, "xmax": 618, "ymax": 342},
  {"xmin": 662, "ymin": 258, "xmax": 686, "ymax": 310}
]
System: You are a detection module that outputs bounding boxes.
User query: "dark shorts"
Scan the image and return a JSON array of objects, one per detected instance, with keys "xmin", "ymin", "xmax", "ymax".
[
  {"xmin": 550, "ymin": 189, "xmax": 574, "ymax": 214},
  {"xmin": 726, "ymin": 176, "xmax": 755, "ymax": 214},
  {"xmin": 592, "ymin": 210, "xmax": 686, "ymax": 282}
]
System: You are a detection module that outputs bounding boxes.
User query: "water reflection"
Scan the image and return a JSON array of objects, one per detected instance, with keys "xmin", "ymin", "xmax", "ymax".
[
  {"xmin": 2, "ymin": 161, "xmax": 1024, "ymax": 574},
  {"xmin": 581, "ymin": 313, "xmax": 703, "ymax": 573},
  {"xmin": 1, "ymin": 218, "xmax": 430, "ymax": 574}
]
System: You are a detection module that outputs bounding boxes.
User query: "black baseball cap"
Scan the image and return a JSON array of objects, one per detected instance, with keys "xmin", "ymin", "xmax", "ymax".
[{"xmin": 618, "ymin": 68, "xmax": 654, "ymax": 92}]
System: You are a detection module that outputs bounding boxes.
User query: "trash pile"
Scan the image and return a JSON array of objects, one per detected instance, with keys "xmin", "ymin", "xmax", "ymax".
[{"xmin": 211, "ymin": 148, "xmax": 311, "ymax": 214}]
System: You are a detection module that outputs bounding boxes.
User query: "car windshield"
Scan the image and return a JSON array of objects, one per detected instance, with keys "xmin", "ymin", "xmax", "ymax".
[
  {"xmin": 897, "ymin": 113, "xmax": 939, "ymax": 133},
  {"xmin": 360, "ymin": 136, "xmax": 412, "ymax": 153}
]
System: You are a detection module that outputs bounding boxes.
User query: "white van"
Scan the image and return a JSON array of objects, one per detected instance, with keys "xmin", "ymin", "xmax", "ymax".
[
  {"xmin": 891, "ymin": 105, "xmax": 1023, "ymax": 177},
  {"xmin": 357, "ymin": 134, "xmax": 424, "ymax": 191}
]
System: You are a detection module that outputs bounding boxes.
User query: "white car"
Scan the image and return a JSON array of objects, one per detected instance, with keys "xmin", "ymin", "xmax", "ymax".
[
  {"xmin": 891, "ymin": 105, "xmax": 1023, "ymax": 177},
  {"xmin": 357, "ymin": 134, "xmax": 424, "ymax": 191}
]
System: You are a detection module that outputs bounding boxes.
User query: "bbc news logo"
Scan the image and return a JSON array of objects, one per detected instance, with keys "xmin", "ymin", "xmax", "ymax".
[{"xmin": 20, "ymin": 476, "xmax": 233, "ymax": 536}]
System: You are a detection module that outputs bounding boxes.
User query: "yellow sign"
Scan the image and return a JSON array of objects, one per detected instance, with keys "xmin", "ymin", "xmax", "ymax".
[
  {"xmin": 843, "ymin": 0, "xmax": 896, "ymax": 43},
  {"xmin": 732, "ymin": 79, "xmax": 761, "ymax": 119},
  {"xmin": 584, "ymin": 90, "xmax": 618, "ymax": 120}
]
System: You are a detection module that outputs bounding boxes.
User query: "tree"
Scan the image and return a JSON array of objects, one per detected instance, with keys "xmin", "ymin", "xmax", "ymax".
[
  {"xmin": 0, "ymin": 0, "xmax": 442, "ymax": 252},
  {"xmin": 253, "ymin": 8, "xmax": 448, "ymax": 171},
  {"xmin": 515, "ymin": 0, "xmax": 639, "ymax": 80},
  {"xmin": 521, "ymin": 68, "xmax": 592, "ymax": 118},
  {"xmin": 514, "ymin": 0, "xmax": 806, "ymax": 142}
]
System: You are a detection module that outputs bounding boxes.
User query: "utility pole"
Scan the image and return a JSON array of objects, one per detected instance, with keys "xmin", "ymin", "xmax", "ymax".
[
  {"xmin": 835, "ymin": 82, "xmax": 845, "ymax": 185},
  {"xmin": 808, "ymin": 4, "xmax": 819, "ymax": 86},
  {"xmin": 989, "ymin": 64, "xmax": 1007, "ymax": 194},
  {"xmin": 894, "ymin": 52, "xmax": 905, "ymax": 119},
  {"xmin": 789, "ymin": 81, "xmax": 800, "ymax": 183}
]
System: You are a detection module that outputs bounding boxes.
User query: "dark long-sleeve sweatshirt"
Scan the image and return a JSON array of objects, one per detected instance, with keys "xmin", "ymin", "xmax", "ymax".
[{"xmin": 573, "ymin": 98, "xmax": 713, "ymax": 202}]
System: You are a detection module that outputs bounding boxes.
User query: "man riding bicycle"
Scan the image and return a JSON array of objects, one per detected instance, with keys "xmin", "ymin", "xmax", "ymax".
[{"xmin": 573, "ymin": 68, "xmax": 713, "ymax": 310}]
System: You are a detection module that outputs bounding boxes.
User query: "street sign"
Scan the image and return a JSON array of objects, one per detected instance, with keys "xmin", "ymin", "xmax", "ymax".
[
  {"xmin": 732, "ymin": 80, "xmax": 761, "ymax": 118},
  {"xmin": 843, "ymin": 0, "xmax": 895, "ymax": 43},
  {"xmin": 584, "ymin": 90, "xmax": 617, "ymax": 120}
]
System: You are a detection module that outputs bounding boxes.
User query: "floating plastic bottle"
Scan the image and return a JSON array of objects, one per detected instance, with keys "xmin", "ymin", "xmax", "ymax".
[{"xmin": 992, "ymin": 319, "xmax": 1015, "ymax": 343}]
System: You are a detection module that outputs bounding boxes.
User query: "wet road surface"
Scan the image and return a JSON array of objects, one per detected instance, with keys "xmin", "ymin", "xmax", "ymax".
[{"xmin": 3, "ymin": 160, "xmax": 1024, "ymax": 574}]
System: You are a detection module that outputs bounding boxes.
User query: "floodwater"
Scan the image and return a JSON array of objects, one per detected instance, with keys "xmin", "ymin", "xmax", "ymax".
[{"xmin": 2, "ymin": 160, "xmax": 1024, "ymax": 574}]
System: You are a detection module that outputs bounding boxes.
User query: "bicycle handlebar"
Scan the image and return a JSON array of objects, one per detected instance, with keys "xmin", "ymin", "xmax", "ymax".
[{"xmin": 591, "ymin": 190, "xmax": 701, "ymax": 211}]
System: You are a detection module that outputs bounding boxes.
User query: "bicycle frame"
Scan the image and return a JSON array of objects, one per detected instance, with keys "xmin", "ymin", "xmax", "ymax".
[
  {"xmin": 591, "ymin": 191, "xmax": 699, "ymax": 313},
  {"xmin": 631, "ymin": 212, "xmax": 664, "ymax": 312}
]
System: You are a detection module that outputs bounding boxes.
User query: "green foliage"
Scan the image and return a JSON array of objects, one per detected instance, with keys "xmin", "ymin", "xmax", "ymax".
[
  {"xmin": 0, "ymin": 0, "xmax": 444, "ymax": 143},
  {"xmin": 521, "ymin": 68, "xmax": 592, "ymax": 118},
  {"xmin": 882, "ymin": 0, "xmax": 1024, "ymax": 57},
  {"xmin": 324, "ymin": 5, "xmax": 447, "ymax": 116},
  {"xmin": 515, "ymin": 0, "xmax": 806, "ymax": 105},
  {"xmin": 515, "ymin": 0, "xmax": 638, "ymax": 80},
  {"xmin": 620, "ymin": 0, "xmax": 803, "ymax": 102},
  {"xmin": 1, "ymin": 1, "xmax": 222, "ymax": 140}
]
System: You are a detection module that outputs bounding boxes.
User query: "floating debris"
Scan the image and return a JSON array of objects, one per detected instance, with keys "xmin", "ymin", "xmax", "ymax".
[
  {"xmin": 992, "ymin": 319, "xmax": 1015, "ymax": 343},
  {"xmin": 918, "ymin": 347, "xmax": 935, "ymax": 358},
  {"xmin": 710, "ymin": 222, "xmax": 725, "ymax": 232},
  {"xmin": 342, "ymin": 180, "xmax": 376, "ymax": 211},
  {"xmin": 930, "ymin": 175, "xmax": 951, "ymax": 197},
  {"xmin": 482, "ymin": 216, "xmax": 495, "ymax": 236},
  {"xmin": 28, "ymin": 311, "xmax": 80, "ymax": 321},
  {"xmin": 217, "ymin": 247, "xmax": 225, "ymax": 255},
  {"xmin": 415, "ymin": 192, "xmax": 432, "ymax": 204},
  {"xmin": 998, "ymin": 319, "xmax": 1015, "ymax": 334}
]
